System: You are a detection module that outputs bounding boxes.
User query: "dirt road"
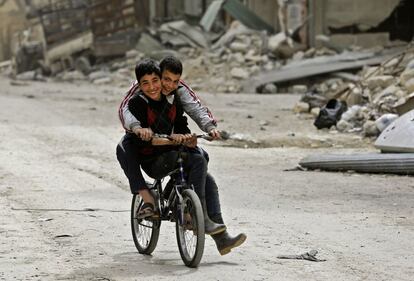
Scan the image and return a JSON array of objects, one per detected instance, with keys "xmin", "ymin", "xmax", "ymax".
[{"xmin": 0, "ymin": 77, "xmax": 413, "ymax": 281}]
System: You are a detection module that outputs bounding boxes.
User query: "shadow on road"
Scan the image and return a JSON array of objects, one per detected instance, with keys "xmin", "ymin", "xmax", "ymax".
[{"xmin": 65, "ymin": 250, "xmax": 239, "ymax": 280}]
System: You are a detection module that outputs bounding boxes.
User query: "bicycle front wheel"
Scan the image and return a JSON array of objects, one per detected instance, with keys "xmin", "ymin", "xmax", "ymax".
[
  {"xmin": 131, "ymin": 194, "xmax": 160, "ymax": 255},
  {"xmin": 175, "ymin": 189, "xmax": 205, "ymax": 267}
]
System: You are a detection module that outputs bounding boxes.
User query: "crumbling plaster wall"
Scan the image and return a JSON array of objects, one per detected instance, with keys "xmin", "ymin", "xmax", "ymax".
[
  {"xmin": 0, "ymin": 0, "xmax": 29, "ymax": 61},
  {"xmin": 309, "ymin": 0, "xmax": 401, "ymax": 48},
  {"xmin": 324, "ymin": 0, "xmax": 400, "ymax": 30},
  {"xmin": 246, "ymin": 0, "xmax": 280, "ymax": 32}
]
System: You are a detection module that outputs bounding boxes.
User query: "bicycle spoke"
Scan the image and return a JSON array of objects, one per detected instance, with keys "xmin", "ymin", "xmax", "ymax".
[{"xmin": 131, "ymin": 194, "xmax": 161, "ymax": 254}]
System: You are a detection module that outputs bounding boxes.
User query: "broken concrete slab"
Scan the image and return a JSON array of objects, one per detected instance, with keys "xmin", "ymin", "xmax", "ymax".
[
  {"xmin": 403, "ymin": 78, "xmax": 414, "ymax": 93},
  {"xmin": 375, "ymin": 109, "xmax": 414, "ymax": 153},
  {"xmin": 0, "ymin": 60, "xmax": 11, "ymax": 74},
  {"xmin": 293, "ymin": 101, "xmax": 310, "ymax": 113},
  {"xmin": 160, "ymin": 32, "xmax": 195, "ymax": 48},
  {"xmin": 261, "ymin": 83, "xmax": 277, "ymax": 94},
  {"xmin": 45, "ymin": 31, "xmax": 93, "ymax": 66},
  {"xmin": 200, "ymin": 0, "xmax": 225, "ymax": 32},
  {"xmin": 135, "ymin": 33, "xmax": 165, "ymax": 55},
  {"xmin": 375, "ymin": 113, "xmax": 398, "ymax": 132},
  {"xmin": 268, "ymin": 32, "xmax": 295, "ymax": 58},
  {"xmin": 229, "ymin": 41, "xmax": 250, "ymax": 53},
  {"xmin": 394, "ymin": 93, "xmax": 414, "ymax": 115},
  {"xmin": 243, "ymin": 47, "xmax": 405, "ymax": 93},
  {"xmin": 365, "ymin": 75, "xmax": 394, "ymax": 90},
  {"xmin": 165, "ymin": 20, "xmax": 209, "ymax": 49},
  {"xmin": 324, "ymin": 0, "xmax": 400, "ymax": 29},
  {"xmin": 230, "ymin": 67, "xmax": 249, "ymax": 79},
  {"xmin": 212, "ymin": 21, "xmax": 266, "ymax": 51},
  {"xmin": 362, "ymin": 120, "xmax": 379, "ymax": 137},
  {"xmin": 330, "ymin": 33, "xmax": 390, "ymax": 49},
  {"xmin": 15, "ymin": 70, "xmax": 45, "ymax": 81},
  {"xmin": 372, "ymin": 85, "xmax": 400, "ymax": 105},
  {"xmin": 400, "ymin": 68, "xmax": 414, "ymax": 85}
]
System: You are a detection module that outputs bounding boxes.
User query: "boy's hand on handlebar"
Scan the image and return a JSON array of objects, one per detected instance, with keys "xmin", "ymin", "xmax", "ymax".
[
  {"xmin": 209, "ymin": 129, "xmax": 221, "ymax": 140},
  {"xmin": 134, "ymin": 127, "xmax": 153, "ymax": 141},
  {"xmin": 184, "ymin": 134, "xmax": 197, "ymax": 148},
  {"xmin": 170, "ymin": 133, "xmax": 197, "ymax": 147},
  {"xmin": 170, "ymin": 134, "xmax": 188, "ymax": 144}
]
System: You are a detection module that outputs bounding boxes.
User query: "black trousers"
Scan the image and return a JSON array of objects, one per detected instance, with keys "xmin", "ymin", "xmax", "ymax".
[{"xmin": 116, "ymin": 136, "xmax": 224, "ymax": 223}]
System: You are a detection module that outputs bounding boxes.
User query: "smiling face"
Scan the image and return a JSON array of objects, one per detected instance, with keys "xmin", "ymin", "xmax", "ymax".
[
  {"xmin": 139, "ymin": 72, "xmax": 162, "ymax": 101},
  {"xmin": 161, "ymin": 70, "xmax": 181, "ymax": 95}
]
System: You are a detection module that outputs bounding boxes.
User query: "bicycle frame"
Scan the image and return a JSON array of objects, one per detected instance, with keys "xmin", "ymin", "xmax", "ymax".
[
  {"xmin": 131, "ymin": 134, "xmax": 209, "ymax": 267},
  {"xmin": 149, "ymin": 146, "xmax": 193, "ymax": 225}
]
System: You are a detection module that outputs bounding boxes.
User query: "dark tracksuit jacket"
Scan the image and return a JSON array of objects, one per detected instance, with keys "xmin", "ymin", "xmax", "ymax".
[{"xmin": 116, "ymin": 91, "xmax": 190, "ymax": 192}]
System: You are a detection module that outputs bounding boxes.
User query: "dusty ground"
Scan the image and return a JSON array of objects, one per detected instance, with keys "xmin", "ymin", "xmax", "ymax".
[{"xmin": 0, "ymin": 76, "xmax": 413, "ymax": 281}]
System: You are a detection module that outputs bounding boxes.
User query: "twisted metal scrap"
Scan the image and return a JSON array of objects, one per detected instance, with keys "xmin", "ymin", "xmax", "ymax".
[{"xmin": 277, "ymin": 250, "xmax": 326, "ymax": 262}]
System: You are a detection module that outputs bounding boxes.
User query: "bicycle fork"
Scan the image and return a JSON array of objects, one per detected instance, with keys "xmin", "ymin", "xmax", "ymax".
[{"xmin": 175, "ymin": 154, "xmax": 187, "ymax": 225}]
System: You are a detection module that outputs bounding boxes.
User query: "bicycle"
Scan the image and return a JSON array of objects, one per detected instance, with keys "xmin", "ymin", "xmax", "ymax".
[{"xmin": 131, "ymin": 134, "xmax": 212, "ymax": 267}]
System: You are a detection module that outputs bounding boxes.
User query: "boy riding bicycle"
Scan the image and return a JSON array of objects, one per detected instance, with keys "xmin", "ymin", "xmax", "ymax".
[{"xmin": 117, "ymin": 58, "xmax": 246, "ymax": 255}]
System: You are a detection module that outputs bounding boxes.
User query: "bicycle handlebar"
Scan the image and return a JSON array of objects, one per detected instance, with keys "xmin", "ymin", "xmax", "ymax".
[{"xmin": 151, "ymin": 133, "xmax": 213, "ymax": 146}]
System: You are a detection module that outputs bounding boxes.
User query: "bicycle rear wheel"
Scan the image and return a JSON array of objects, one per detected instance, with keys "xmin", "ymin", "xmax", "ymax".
[
  {"xmin": 176, "ymin": 189, "xmax": 205, "ymax": 267},
  {"xmin": 131, "ymin": 194, "xmax": 160, "ymax": 255}
]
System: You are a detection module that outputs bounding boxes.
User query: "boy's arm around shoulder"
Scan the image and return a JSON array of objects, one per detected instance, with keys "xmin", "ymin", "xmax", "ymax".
[
  {"xmin": 119, "ymin": 83, "xmax": 142, "ymax": 132},
  {"xmin": 177, "ymin": 81, "xmax": 217, "ymax": 133}
]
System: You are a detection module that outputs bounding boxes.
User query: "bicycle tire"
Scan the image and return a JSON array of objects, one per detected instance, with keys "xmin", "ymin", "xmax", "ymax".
[
  {"xmin": 175, "ymin": 189, "xmax": 205, "ymax": 267},
  {"xmin": 131, "ymin": 194, "xmax": 161, "ymax": 255}
]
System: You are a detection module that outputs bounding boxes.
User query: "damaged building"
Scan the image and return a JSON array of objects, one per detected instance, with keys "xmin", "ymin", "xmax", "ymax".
[
  {"xmin": 0, "ymin": 0, "xmax": 413, "ymax": 96},
  {"xmin": 1, "ymin": 0, "xmax": 413, "ymax": 61}
]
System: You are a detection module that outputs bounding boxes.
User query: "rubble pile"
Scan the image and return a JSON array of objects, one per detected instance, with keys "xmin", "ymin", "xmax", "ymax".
[
  {"xmin": 299, "ymin": 46, "xmax": 414, "ymax": 137},
  {"xmin": 75, "ymin": 20, "xmax": 329, "ymax": 93},
  {"xmin": 1, "ymin": 18, "xmax": 337, "ymax": 93}
]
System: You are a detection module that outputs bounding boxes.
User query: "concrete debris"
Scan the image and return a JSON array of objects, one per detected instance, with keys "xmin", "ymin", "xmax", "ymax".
[
  {"xmin": 310, "ymin": 107, "xmax": 320, "ymax": 117},
  {"xmin": 243, "ymin": 47, "xmax": 405, "ymax": 93},
  {"xmin": 404, "ymin": 78, "xmax": 414, "ymax": 93},
  {"xmin": 15, "ymin": 70, "xmax": 45, "ymax": 81},
  {"xmin": 88, "ymin": 71, "xmax": 110, "ymax": 82},
  {"xmin": 374, "ymin": 113, "xmax": 398, "ymax": 132},
  {"xmin": 294, "ymin": 45, "xmax": 414, "ymax": 138},
  {"xmin": 93, "ymin": 77, "xmax": 112, "ymax": 85},
  {"xmin": 59, "ymin": 70, "xmax": 86, "ymax": 82},
  {"xmin": 292, "ymin": 85, "xmax": 308, "ymax": 94},
  {"xmin": 375, "ymin": 109, "xmax": 414, "ymax": 153},
  {"xmin": 406, "ymin": 59, "xmax": 414, "ymax": 70},
  {"xmin": 135, "ymin": 33, "xmax": 165, "ymax": 56},
  {"xmin": 5, "ymin": 1, "xmax": 413, "ymax": 102},
  {"xmin": 394, "ymin": 92, "xmax": 414, "ymax": 115},
  {"xmin": 230, "ymin": 67, "xmax": 249, "ymax": 79},
  {"xmin": 293, "ymin": 102, "xmax": 310, "ymax": 114},
  {"xmin": 365, "ymin": 75, "xmax": 395, "ymax": 90},
  {"xmin": 0, "ymin": 60, "xmax": 12, "ymax": 76},
  {"xmin": 362, "ymin": 120, "xmax": 379, "ymax": 137},
  {"xmin": 261, "ymin": 83, "xmax": 278, "ymax": 94},
  {"xmin": 162, "ymin": 20, "xmax": 210, "ymax": 49}
]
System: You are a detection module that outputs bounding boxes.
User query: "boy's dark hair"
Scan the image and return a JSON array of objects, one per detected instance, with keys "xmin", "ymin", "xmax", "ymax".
[
  {"xmin": 135, "ymin": 59, "xmax": 161, "ymax": 82},
  {"xmin": 159, "ymin": 56, "xmax": 183, "ymax": 75}
]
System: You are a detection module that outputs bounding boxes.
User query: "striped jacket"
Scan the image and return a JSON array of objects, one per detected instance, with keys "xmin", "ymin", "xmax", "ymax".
[{"xmin": 118, "ymin": 80, "xmax": 217, "ymax": 133}]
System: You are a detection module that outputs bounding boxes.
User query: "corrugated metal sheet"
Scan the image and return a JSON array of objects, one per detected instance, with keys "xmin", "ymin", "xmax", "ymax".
[{"xmin": 299, "ymin": 153, "xmax": 414, "ymax": 175}]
